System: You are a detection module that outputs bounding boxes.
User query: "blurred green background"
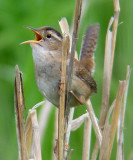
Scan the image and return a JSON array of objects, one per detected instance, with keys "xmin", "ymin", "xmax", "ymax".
[{"xmin": 0, "ymin": 0, "xmax": 132, "ymax": 159}]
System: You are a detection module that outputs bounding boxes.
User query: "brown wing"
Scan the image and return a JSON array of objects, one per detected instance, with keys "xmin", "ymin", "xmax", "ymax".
[
  {"xmin": 74, "ymin": 60, "xmax": 97, "ymax": 93},
  {"xmin": 80, "ymin": 24, "xmax": 100, "ymax": 74}
]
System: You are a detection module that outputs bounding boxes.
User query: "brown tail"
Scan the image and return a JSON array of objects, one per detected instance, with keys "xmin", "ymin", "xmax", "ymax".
[{"xmin": 80, "ymin": 23, "xmax": 100, "ymax": 74}]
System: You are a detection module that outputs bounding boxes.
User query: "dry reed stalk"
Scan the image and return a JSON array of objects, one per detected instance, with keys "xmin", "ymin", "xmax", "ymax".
[
  {"xmin": 58, "ymin": 0, "xmax": 83, "ymax": 158},
  {"xmin": 29, "ymin": 109, "xmax": 42, "ymax": 160},
  {"xmin": 59, "ymin": 2, "xmax": 102, "ymax": 159},
  {"xmin": 25, "ymin": 101, "xmax": 45, "ymax": 159},
  {"xmin": 25, "ymin": 113, "xmax": 32, "ymax": 158},
  {"xmin": 59, "ymin": 18, "xmax": 71, "ymax": 51},
  {"xmin": 99, "ymin": 125, "xmax": 111, "ymax": 160},
  {"xmin": 58, "ymin": 34, "xmax": 69, "ymax": 160},
  {"xmin": 58, "ymin": 17, "xmax": 71, "ymax": 160},
  {"xmin": 65, "ymin": 111, "xmax": 91, "ymax": 159},
  {"xmin": 116, "ymin": 66, "xmax": 131, "ymax": 160},
  {"xmin": 26, "ymin": 100, "xmax": 49, "ymax": 150},
  {"xmin": 107, "ymin": 81, "xmax": 125, "ymax": 159},
  {"xmin": 52, "ymin": 109, "xmax": 58, "ymax": 160},
  {"xmin": 64, "ymin": 108, "xmax": 75, "ymax": 159},
  {"xmin": 110, "ymin": 0, "xmax": 120, "ymax": 80},
  {"xmin": 14, "ymin": 65, "xmax": 27, "ymax": 160},
  {"xmin": 82, "ymin": 116, "xmax": 92, "ymax": 160},
  {"xmin": 86, "ymin": 100, "xmax": 102, "ymax": 146},
  {"xmin": 65, "ymin": 108, "xmax": 75, "ymax": 144},
  {"xmin": 91, "ymin": 0, "xmax": 120, "ymax": 159},
  {"xmin": 100, "ymin": 17, "xmax": 114, "ymax": 128},
  {"xmin": 38, "ymin": 100, "xmax": 53, "ymax": 141},
  {"xmin": 59, "ymin": 18, "xmax": 70, "ymax": 35},
  {"xmin": 99, "ymin": 81, "xmax": 126, "ymax": 160},
  {"xmin": 99, "ymin": 100, "xmax": 116, "ymax": 160},
  {"xmin": 100, "ymin": 0, "xmax": 120, "ymax": 130},
  {"xmin": 91, "ymin": 16, "xmax": 114, "ymax": 160},
  {"xmin": 58, "ymin": 1, "xmax": 90, "ymax": 158},
  {"xmin": 31, "ymin": 101, "xmax": 45, "ymax": 110},
  {"xmin": 105, "ymin": 100, "xmax": 116, "ymax": 125},
  {"xmin": 71, "ymin": 112, "xmax": 88, "ymax": 131},
  {"xmin": 66, "ymin": 0, "xmax": 83, "ymax": 116}
]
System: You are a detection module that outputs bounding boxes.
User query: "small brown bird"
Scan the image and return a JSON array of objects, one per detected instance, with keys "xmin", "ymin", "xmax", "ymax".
[{"xmin": 21, "ymin": 24, "xmax": 99, "ymax": 107}]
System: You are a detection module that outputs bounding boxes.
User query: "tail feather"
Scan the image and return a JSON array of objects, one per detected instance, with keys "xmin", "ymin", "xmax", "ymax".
[{"xmin": 80, "ymin": 23, "xmax": 100, "ymax": 74}]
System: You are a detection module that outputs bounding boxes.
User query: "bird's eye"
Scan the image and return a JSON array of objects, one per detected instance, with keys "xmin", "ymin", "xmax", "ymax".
[{"xmin": 46, "ymin": 34, "xmax": 51, "ymax": 39}]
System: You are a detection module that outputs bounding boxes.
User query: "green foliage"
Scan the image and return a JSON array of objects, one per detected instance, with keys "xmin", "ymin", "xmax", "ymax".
[{"xmin": 0, "ymin": 0, "xmax": 133, "ymax": 159}]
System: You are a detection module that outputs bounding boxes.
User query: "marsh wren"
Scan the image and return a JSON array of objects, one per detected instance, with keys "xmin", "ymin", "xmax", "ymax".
[{"xmin": 21, "ymin": 24, "xmax": 99, "ymax": 107}]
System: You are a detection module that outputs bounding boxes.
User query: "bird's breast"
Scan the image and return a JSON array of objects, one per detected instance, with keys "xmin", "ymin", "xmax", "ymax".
[{"xmin": 32, "ymin": 50, "xmax": 61, "ymax": 106}]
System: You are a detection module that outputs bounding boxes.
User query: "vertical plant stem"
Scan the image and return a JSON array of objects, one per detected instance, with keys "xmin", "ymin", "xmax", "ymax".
[
  {"xmin": 64, "ymin": 108, "xmax": 75, "ymax": 159},
  {"xmin": 60, "ymin": 1, "xmax": 83, "ymax": 158},
  {"xmin": 110, "ymin": 0, "xmax": 120, "ymax": 79},
  {"xmin": 14, "ymin": 65, "xmax": 27, "ymax": 160},
  {"xmin": 107, "ymin": 81, "xmax": 125, "ymax": 160},
  {"xmin": 25, "ymin": 113, "xmax": 32, "ymax": 158},
  {"xmin": 116, "ymin": 66, "xmax": 131, "ymax": 160},
  {"xmin": 91, "ymin": 143, "xmax": 99, "ymax": 160},
  {"xmin": 30, "ymin": 109, "xmax": 42, "ymax": 160},
  {"xmin": 82, "ymin": 116, "xmax": 92, "ymax": 160},
  {"xmin": 86, "ymin": 100, "xmax": 102, "ymax": 146},
  {"xmin": 100, "ymin": 17, "xmax": 114, "ymax": 127},
  {"xmin": 99, "ymin": 100, "xmax": 116, "ymax": 160},
  {"xmin": 58, "ymin": 34, "xmax": 69, "ymax": 160},
  {"xmin": 38, "ymin": 101, "xmax": 53, "ymax": 141},
  {"xmin": 91, "ymin": 17, "xmax": 114, "ymax": 160},
  {"xmin": 52, "ymin": 109, "xmax": 58, "ymax": 160},
  {"xmin": 91, "ymin": 0, "xmax": 120, "ymax": 158},
  {"xmin": 100, "ymin": 0, "xmax": 120, "ymax": 128},
  {"xmin": 66, "ymin": 0, "xmax": 83, "ymax": 119},
  {"xmin": 65, "ymin": 108, "xmax": 75, "ymax": 145}
]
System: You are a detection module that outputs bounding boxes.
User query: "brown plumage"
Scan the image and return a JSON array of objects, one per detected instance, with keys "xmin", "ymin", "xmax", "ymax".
[{"xmin": 80, "ymin": 23, "xmax": 100, "ymax": 74}]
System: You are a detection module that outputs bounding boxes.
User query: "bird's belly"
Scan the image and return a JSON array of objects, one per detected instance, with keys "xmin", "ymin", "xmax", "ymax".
[
  {"xmin": 34, "ymin": 62, "xmax": 92, "ymax": 107},
  {"xmin": 36, "ymin": 73, "xmax": 92, "ymax": 107},
  {"xmin": 36, "ymin": 74, "xmax": 60, "ymax": 106}
]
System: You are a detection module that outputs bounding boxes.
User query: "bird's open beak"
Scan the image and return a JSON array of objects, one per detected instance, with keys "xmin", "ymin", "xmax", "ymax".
[{"xmin": 20, "ymin": 25, "xmax": 43, "ymax": 45}]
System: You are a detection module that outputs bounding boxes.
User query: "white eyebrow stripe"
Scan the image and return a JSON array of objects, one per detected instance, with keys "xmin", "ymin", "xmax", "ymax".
[{"xmin": 47, "ymin": 31, "xmax": 62, "ymax": 41}]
